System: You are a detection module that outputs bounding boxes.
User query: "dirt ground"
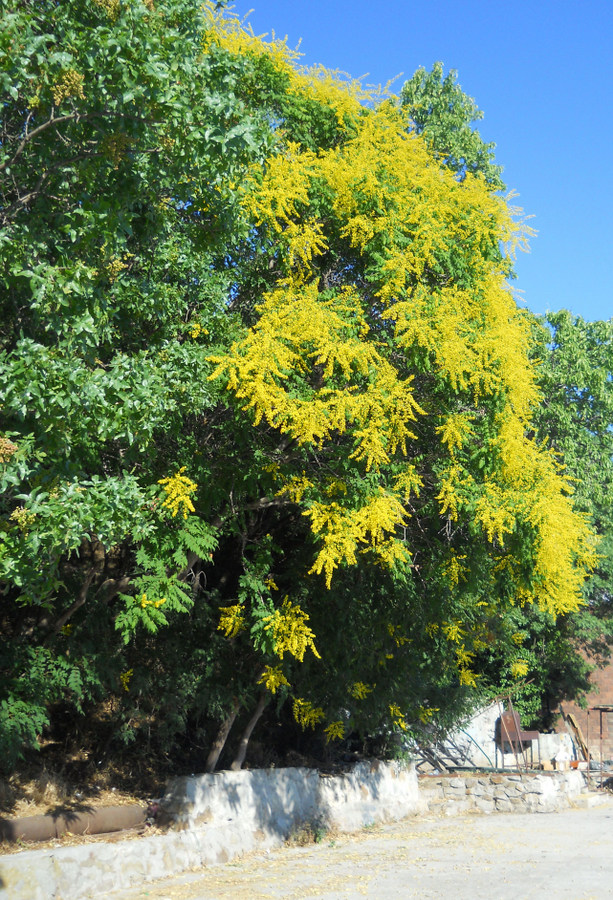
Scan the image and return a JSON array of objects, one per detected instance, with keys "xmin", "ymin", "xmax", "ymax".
[{"xmin": 108, "ymin": 799, "xmax": 613, "ymax": 900}]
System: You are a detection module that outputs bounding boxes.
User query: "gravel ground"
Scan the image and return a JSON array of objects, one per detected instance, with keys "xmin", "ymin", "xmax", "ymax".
[{"xmin": 110, "ymin": 798, "xmax": 613, "ymax": 900}]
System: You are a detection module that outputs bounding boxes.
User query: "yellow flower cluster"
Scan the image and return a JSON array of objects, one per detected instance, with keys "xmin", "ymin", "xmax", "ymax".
[
  {"xmin": 264, "ymin": 598, "xmax": 321, "ymax": 661},
  {"xmin": 389, "ymin": 703, "xmax": 408, "ymax": 731},
  {"xmin": 324, "ymin": 720, "xmax": 345, "ymax": 743},
  {"xmin": 209, "ymin": 283, "xmax": 423, "ymax": 475},
  {"xmin": 458, "ymin": 669, "xmax": 478, "ymax": 688},
  {"xmin": 443, "ymin": 553, "xmax": 468, "ymax": 588},
  {"xmin": 217, "ymin": 604, "xmax": 245, "ymax": 639},
  {"xmin": 387, "ymin": 623, "xmax": 410, "ymax": 646},
  {"xmin": 9, "ymin": 507, "xmax": 36, "ymax": 532},
  {"xmin": 139, "ymin": 593, "xmax": 166, "ymax": 609},
  {"xmin": 442, "ymin": 620, "xmax": 465, "ymax": 643},
  {"xmin": 257, "ymin": 665, "xmax": 290, "ymax": 695},
  {"xmin": 119, "ymin": 669, "xmax": 133, "ymax": 692},
  {"xmin": 474, "ymin": 482, "xmax": 516, "ymax": 545},
  {"xmin": 455, "ymin": 645, "xmax": 475, "ymax": 668},
  {"xmin": 305, "ymin": 490, "xmax": 412, "ymax": 587},
  {"xmin": 158, "ymin": 467, "xmax": 197, "ymax": 518},
  {"xmin": 349, "ymin": 681, "xmax": 374, "ymax": 700},
  {"xmin": 418, "ymin": 706, "xmax": 440, "ymax": 724},
  {"xmin": 292, "ymin": 698, "xmax": 325, "ymax": 730},
  {"xmin": 93, "ymin": 0, "xmax": 120, "ymax": 19},
  {"xmin": 0, "ymin": 437, "xmax": 17, "ymax": 464},
  {"xmin": 190, "ymin": 322, "xmax": 209, "ymax": 339},
  {"xmin": 105, "ymin": 256, "xmax": 128, "ymax": 281},
  {"xmin": 100, "ymin": 133, "xmax": 133, "ymax": 169},
  {"xmin": 435, "ymin": 414, "xmax": 474, "ymax": 454},
  {"xmin": 52, "ymin": 69, "xmax": 85, "ymax": 106},
  {"xmin": 436, "ymin": 465, "xmax": 464, "ymax": 521},
  {"xmin": 510, "ymin": 659, "xmax": 529, "ymax": 679}
]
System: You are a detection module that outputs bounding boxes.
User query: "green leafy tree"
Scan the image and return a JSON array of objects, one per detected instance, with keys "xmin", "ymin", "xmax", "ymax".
[
  {"xmin": 401, "ymin": 61, "xmax": 505, "ymax": 189},
  {"xmin": 0, "ymin": 3, "xmax": 597, "ymax": 771},
  {"xmin": 0, "ymin": 0, "xmax": 274, "ymax": 768}
]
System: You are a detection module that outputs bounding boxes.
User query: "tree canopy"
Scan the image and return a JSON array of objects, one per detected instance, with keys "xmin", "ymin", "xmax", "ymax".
[{"xmin": 0, "ymin": 0, "xmax": 598, "ymax": 770}]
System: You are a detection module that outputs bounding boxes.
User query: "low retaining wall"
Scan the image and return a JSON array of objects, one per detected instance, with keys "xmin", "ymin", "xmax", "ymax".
[
  {"xmin": 0, "ymin": 761, "xmax": 419, "ymax": 900},
  {"xmin": 161, "ymin": 758, "xmax": 419, "ymax": 834},
  {"xmin": 419, "ymin": 770, "xmax": 587, "ymax": 815},
  {"xmin": 0, "ymin": 765, "xmax": 591, "ymax": 899}
]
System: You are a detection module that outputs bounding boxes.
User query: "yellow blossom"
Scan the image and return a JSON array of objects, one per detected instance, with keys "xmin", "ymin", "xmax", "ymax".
[
  {"xmin": 0, "ymin": 437, "xmax": 18, "ymax": 464},
  {"xmin": 455, "ymin": 645, "xmax": 475, "ymax": 668},
  {"xmin": 349, "ymin": 681, "xmax": 374, "ymax": 700},
  {"xmin": 458, "ymin": 668, "xmax": 478, "ymax": 687},
  {"xmin": 442, "ymin": 621, "xmax": 465, "ymax": 643},
  {"xmin": 257, "ymin": 665, "xmax": 290, "ymax": 695},
  {"xmin": 52, "ymin": 69, "xmax": 85, "ymax": 106},
  {"xmin": 324, "ymin": 720, "xmax": 345, "ymax": 743},
  {"xmin": 435, "ymin": 413, "xmax": 474, "ymax": 454},
  {"xmin": 119, "ymin": 669, "xmax": 133, "ymax": 692},
  {"xmin": 158, "ymin": 467, "xmax": 197, "ymax": 518},
  {"xmin": 9, "ymin": 506, "xmax": 36, "ymax": 532},
  {"xmin": 218, "ymin": 604, "xmax": 245, "ymax": 639},
  {"xmin": 510, "ymin": 659, "xmax": 529, "ymax": 679},
  {"xmin": 292, "ymin": 698, "xmax": 325, "ymax": 730},
  {"xmin": 418, "ymin": 706, "xmax": 439, "ymax": 724},
  {"xmin": 263, "ymin": 598, "xmax": 320, "ymax": 661}
]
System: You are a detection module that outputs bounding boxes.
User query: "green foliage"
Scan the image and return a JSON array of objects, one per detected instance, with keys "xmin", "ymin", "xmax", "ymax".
[
  {"xmin": 401, "ymin": 62, "xmax": 505, "ymax": 189},
  {"xmin": 521, "ymin": 311, "xmax": 613, "ymax": 723}
]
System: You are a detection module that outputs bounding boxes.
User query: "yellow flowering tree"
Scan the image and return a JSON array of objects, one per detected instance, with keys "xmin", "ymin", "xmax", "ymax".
[{"xmin": 200, "ymin": 8, "xmax": 596, "ymax": 751}]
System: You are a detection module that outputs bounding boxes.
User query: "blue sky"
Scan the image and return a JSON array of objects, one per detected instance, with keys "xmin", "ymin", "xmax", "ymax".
[{"xmin": 231, "ymin": 0, "xmax": 612, "ymax": 323}]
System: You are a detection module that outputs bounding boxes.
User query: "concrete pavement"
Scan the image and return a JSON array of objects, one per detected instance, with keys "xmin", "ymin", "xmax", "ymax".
[{"xmin": 109, "ymin": 798, "xmax": 613, "ymax": 900}]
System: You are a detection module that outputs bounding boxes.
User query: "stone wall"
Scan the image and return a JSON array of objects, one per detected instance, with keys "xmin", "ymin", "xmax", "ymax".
[
  {"xmin": 0, "ymin": 765, "xmax": 590, "ymax": 900},
  {"xmin": 0, "ymin": 761, "xmax": 421, "ymax": 900},
  {"xmin": 419, "ymin": 770, "xmax": 587, "ymax": 816},
  {"xmin": 161, "ymin": 759, "xmax": 421, "ymax": 835}
]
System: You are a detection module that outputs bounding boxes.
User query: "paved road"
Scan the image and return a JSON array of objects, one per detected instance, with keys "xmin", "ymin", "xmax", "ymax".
[{"xmin": 112, "ymin": 801, "xmax": 613, "ymax": 900}]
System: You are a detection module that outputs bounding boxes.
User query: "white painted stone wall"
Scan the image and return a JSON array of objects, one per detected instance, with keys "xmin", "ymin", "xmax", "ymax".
[
  {"xmin": 0, "ymin": 763, "xmax": 590, "ymax": 900},
  {"xmin": 446, "ymin": 702, "xmax": 499, "ymax": 767},
  {"xmin": 161, "ymin": 760, "xmax": 421, "ymax": 835},
  {"xmin": 0, "ymin": 761, "xmax": 420, "ymax": 900}
]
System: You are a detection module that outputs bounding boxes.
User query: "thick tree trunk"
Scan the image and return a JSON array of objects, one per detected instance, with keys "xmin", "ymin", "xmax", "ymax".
[
  {"xmin": 230, "ymin": 692, "xmax": 268, "ymax": 771},
  {"xmin": 205, "ymin": 697, "xmax": 240, "ymax": 773}
]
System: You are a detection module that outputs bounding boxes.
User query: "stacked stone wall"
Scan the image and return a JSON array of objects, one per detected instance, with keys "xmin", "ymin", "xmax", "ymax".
[{"xmin": 419, "ymin": 770, "xmax": 586, "ymax": 815}]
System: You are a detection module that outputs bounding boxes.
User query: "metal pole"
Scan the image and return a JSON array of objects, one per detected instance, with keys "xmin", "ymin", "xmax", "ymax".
[
  {"xmin": 600, "ymin": 709, "xmax": 604, "ymax": 790},
  {"xmin": 586, "ymin": 709, "xmax": 590, "ymax": 789}
]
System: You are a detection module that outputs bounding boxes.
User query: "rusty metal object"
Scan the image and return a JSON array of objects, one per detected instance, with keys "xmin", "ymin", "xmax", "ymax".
[{"xmin": 0, "ymin": 804, "xmax": 147, "ymax": 843}]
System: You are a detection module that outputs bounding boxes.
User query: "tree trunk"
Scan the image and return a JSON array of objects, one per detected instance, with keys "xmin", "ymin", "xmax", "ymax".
[
  {"xmin": 230, "ymin": 692, "xmax": 268, "ymax": 771},
  {"xmin": 205, "ymin": 697, "xmax": 240, "ymax": 773}
]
